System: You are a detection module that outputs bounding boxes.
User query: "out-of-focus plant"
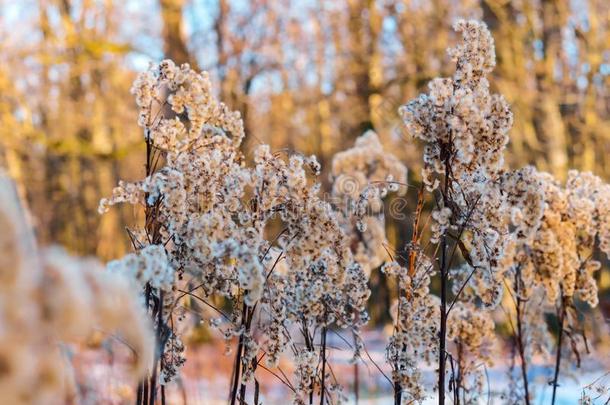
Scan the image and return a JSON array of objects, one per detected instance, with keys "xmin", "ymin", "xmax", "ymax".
[
  {"xmin": 330, "ymin": 130, "xmax": 408, "ymax": 275},
  {"xmin": 498, "ymin": 168, "xmax": 610, "ymax": 405},
  {"xmin": 0, "ymin": 173, "xmax": 153, "ymax": 405}
]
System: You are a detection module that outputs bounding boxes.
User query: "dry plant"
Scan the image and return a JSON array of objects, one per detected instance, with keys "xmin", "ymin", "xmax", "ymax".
[
  {"xmin": 100, "ymin": 60, "xmax": 370, "ymax": 405},
  {"xmin": 392, "ymin": 19, "xmax": 610, "ymax": 405},
  {"xmin": 0, "ymin": 8, "xmax": 608, "ymax": 405},
  {"xmin": 92, "ymin": 18, "xmax": 610, "ymax": 405},
  {"xmin": 499, "ymin": 169, "xmax": 610, "ymax": 404}
]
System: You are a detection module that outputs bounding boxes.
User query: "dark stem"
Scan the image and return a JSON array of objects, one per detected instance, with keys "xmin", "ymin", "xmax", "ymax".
[
  {"xmin": 134, "ymin": 130, "xmax": 154, "ymax": 405},
  {"xmin": 229, "ymin": 303, "xmax": 248, "ymax": 405},
  {"xmin": 394, "ymin": 381, "xmax": 402, "ymax": 405},
  {"xmin": 238, "ymin": 307, "xmax": 255, "ymax": 404},
  {"xmin": 149, "ymin": 364, "xmax": 157, "ymax": 405},
  {"xmin": 253, "ymin": 358, "xmax": 260, "ymax": 405},
  {"xmin": 514, "ymin": 270, "xmax": 531, "ymax": 405},
  {"xmin": 254, "ymin": 380, "xmax": 260, "ymax": 405},
  {"xmin": 142, "ymin": 376, "xmax": 149, "ymax": 405},
  {"xmin": 320, "ymin": 324, "xmax": 327, "ymax": 405},
  {"xmin": 551, "ymin": 298, "xmax": 566, "ymax": 405},
  {"xmin": 137, "ymin": 284, "xmax": 152, "ymax": 405},
  {"xmin": 135, "ymin": 128, "xmax": 159, "ymax": 405},
  {"xmin": 149, "ymin": 291, "xmax": 165, "ymax": 405},
  {"xmin": 136, "ymin": 382, "xmax": 143, "ymax": 405},
  {"xmin": 439, "ymin": 232, "xmax": 448, "ymax": 405},
  {"xmin": 229, "ymin": 341, "xmax": 242, "ymax": 405},
  {"xmin": 239, "ymin": 374, "xmax": 247, "ymax": 404},
  {"xmin": 438, "ymin": 151, "xmax": 451, "ymax": 405},
  {"xmin": 301, "ymin": 322, "xmax": 315, "ymax": 405},
  {"xmin": 455, "ymin": 342, "xmax": 462, "ymax": 405}
]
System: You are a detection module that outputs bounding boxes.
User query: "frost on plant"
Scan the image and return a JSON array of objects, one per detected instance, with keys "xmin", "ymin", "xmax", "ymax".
[
  {"xmin": 1, "ymin": 8, "xmax": 609, "ymax": 405},
  {"xmin": 87, "ymin": 18, "xmax": 610, "ymax": 405},
  {"xmin": 100, "ymin": 60, "xmax": 370, "ymax": 401},
  {"xmin": 392, "ymin": 21, "xmax": 610, "ymax": 399},
  {"xmin": 399, "ymin": 20, "xmax": 516, "ymax": 309},
  {"xmin": 446, "ymin": 303, "xmax": 495, "ymax": 403},
  {"xmin": 395, "ymin": 19, "xmax": 515, "ymax": 401},
  {"xmin": 383, "ymin": 255, "xmax": 439, "ymax": 402},
  {"xmin": 498, "ymin": 168, "xmax": 610, "ymax": 402},
  {"xmin": 393, "ymin": 18, "xmax": 610, "ymax": 404}
]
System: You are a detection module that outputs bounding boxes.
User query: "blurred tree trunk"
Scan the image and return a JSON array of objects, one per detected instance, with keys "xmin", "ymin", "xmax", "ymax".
[
  {"xmin": 58, "ymin": 0, "xmax": 99, "ymax": 254},
  {"xmin": 344, "ymin": 0, "xmax": 381, "ymax": 138},
  {"xmin": 577, "ymin": 0, "xmax": 610, "ymax": 175},
  {"xmin": 159, "ymin": 0, "xmax": 199, "ymax": 69},
  {"xmin": 36, "ymin": 2, "xmax": 55, "ymax": 245},
  {"xmin": 535, "ymin": 0, "xmax": 569, "ymax": 179},
  {"xmin": 482, "ymin": 0, "xmax": 540, "ymax": 166}
]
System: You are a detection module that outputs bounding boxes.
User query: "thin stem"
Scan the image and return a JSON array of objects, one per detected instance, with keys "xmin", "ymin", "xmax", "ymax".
[
  {"xmin": 308, "ymin": 343, "xmax": 314, "ymax": 404},
  {"xmin": 239, "ymin": 307, "xmax": 255, "ymax": 404},
  {"xmin": 448, "ymin": 353, "xmax": 457, "ymax": 405},
  {"xmin": 229, "ymin": 303, "xmax": 248, "ymax": 405},
  {"xmin": 320, "ymin": 324, "xmax": 327, "ymax": 405},
  {"xmin": 439, "ymin": 233, "xmax": 448, "ymax": 405},
  {"xmin": 438, "ymin": 150, "xmax": 451, "ymax": 405},
  {"xmin": 134, "ymin": 130, "xmax": 154, "ymax": 405},
  {"xmin": 551, "ymin": 298, "xmax": 566, "ymax": 405},
  {"xmin": 239, "ymin": 372, "xmax": 247, "ymax": 404},
  {"xmin": 257, "ymin": 363, "xmax": 296, "ymax": 392},
  {"xmin": 300, "ymin": 322, "xmax": 315, "ymax": 405},
  {"xmin": 137, "ymin": 284, "xmax": 152, "ymax": 405},
  {"xmin": 455, "ymin": 342, "xmax": 462, "ymax": 405},
  {"xmin": 513, "ymin": 270, "xmax": 531, "ymax": 405},
  {"xmin": 150, "ymin": 291, "xmax": 166, "ymax": 405},
  {"xmin": 149, "ymin": 360, "xmax": 157, "ymax": 405},
  {"xmin": 229, "ymin": 340, "xmax": 242, "ymax": 405},
  {"xmin": 252, "ymin": 356, "xmax": 261, "ymax": 405},
  {"xmin": 355, "ymin": 334, "xmax": 392, "ymax": 387},
  {"xmin": 446, "ymin": 265, "xmax": 477, "ymax": 317},
  {"xmin": 254, "ymin": 376, "xmax": 260, "ymax": 405},
  {"xmin": 394, "ymin": 381, "xmax": 402, "ymax": 405}
]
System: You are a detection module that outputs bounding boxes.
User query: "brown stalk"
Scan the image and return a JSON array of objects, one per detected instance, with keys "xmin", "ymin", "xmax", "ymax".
[
  {"xmin": 513, "ymin": 267, "xmax": 531, "ymax": 405},
  {"xmin": 320, "ymin": 322, "xmax": 328, "ymax": 405},
  {"xmin": 551, "ymin": 294, "xmax": 567, "ymax": 405},
  {"xmin": 393, "ymin": 184, "xmax": 425, "ymax": 405},
  {"xmin": 438, "ymin": 149, "xmax": 452, "ymax": 405},
  {"xmin": 229, "ymin": 302, "xmax": 249, "ymax": 405}
]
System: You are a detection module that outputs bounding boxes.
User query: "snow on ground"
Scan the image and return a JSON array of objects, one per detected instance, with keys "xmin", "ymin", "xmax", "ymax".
[{"xmin": 75, "ymin": 329, "xmax": 609, "ymax": 404}]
